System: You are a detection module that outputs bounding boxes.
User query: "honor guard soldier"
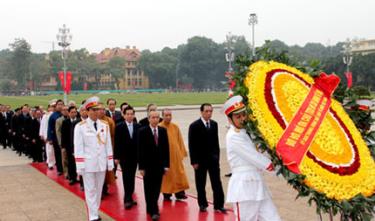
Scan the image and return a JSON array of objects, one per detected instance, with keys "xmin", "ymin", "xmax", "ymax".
[
  {"xmin": 223, "ymin": 95, "xmax": 281, "ymax": 221},
  {"xmin": 74, "ymin": 96, "xmax": 114, "ymax": 221}
]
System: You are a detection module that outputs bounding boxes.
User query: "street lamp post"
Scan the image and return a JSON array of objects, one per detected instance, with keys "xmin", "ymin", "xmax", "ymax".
[
  {"xmin": 248, "ymin": 13, "xmax": 258, "ymax": 57},
  {"xmin": 343, "ymin": 39, "xmax": 353, "ymax": 74},
  {"xmin": 225, "ymin": 32, "xmax": 235, "ymax": 73},
  {"xmin": 225, "ymin": 32, "xmax": 235, "ymax": 95},
  {"xmin": 175, "ymin": 62, "xmax": 180, "ymax": 92},
  {"xmin": 56, "ymin": 24, "xmax": 72, "ymax": 104}
]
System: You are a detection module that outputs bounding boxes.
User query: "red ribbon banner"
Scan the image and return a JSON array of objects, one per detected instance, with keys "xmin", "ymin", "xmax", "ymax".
[
  {"xmin": 345, "ymin": 71, "xmax": 353, "ymax": 89},
  {"xmin": 276, "ymin": 73, "xmax": 340, "ymax": 174},
  {"xmin": 58, "ymin": 71, "xmax": 73, "ymax": 94}
]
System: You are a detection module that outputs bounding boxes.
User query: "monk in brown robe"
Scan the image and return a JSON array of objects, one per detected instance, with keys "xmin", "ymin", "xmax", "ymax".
[{"xmin": 159, "ymin": 109, "xmax": 189, "ymax": 200}]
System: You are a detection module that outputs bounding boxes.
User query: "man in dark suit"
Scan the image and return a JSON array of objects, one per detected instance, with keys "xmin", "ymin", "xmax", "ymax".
[
  {"xmin": 30, "ymin": 108, "xmax": 43, "ymax": 162},
  {"xmin": 18, "ymin": 105, "xmax": 32, "ymax": 157},
  {"xmin": 105, "ymin": 98, "xmax": 123, "ymax": 124},
  {"xmin": 0, "ymin": 104, "xmax": 11, "ymax": 149},
  {"xmin": 188, "ymin": 103, "xmax": 226, "ymax": 213},
  {"xmin": 10, "ymin": 108, "xmax": 21, "ymax": 153},
  {"xmin": 0, "ymin": 104, "xmax": 6, "ymax": 149},
  {"xmin": 47, "ymin": 99, "xmax": 64, "ymax": 176},
  {"xmin": 4, "ymin": 105, "xmax": 13, "ymax": 149},
  {"xmin": 114, "ymin": 105, "xmax": 140, "ymax": 209},
  {"xmin": 138, "ymin": 110, "xmax": 169, "ymax": 221},
  {"xmin": 61, "ymin": 106, "xmax": 80, "ymax": 185}
]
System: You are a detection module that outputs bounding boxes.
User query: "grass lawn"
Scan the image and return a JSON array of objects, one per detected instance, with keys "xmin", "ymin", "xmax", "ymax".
[{"xmin": 0, "ymin": 92, "xmax": 227, "ymax": 108}]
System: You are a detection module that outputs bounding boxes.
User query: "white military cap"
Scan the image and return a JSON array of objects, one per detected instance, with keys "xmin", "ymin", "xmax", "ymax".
[
  {"xmin": 84, "ymin": 96, "xmax": 100, "ymax": 110},
  {"xmin": 222, "ymin": 95, "xmax": 246, "ymax": 116}
]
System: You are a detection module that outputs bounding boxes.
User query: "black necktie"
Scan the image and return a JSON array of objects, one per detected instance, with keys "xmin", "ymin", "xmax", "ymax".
[
  {"xmin": 206, "ymin": 122, "xmax": 210, "ymax": 129},
  {"xmin": 94, "ymin": 122, "xmax": 97, "ymax": 131}
]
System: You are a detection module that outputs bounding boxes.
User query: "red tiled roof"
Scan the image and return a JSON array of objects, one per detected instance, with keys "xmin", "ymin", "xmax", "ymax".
[{"xmin": 96, "ymin": 47, "xmax": 141, "ymax": 63}]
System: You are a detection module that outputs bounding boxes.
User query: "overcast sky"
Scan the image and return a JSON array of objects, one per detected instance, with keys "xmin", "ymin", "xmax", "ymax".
[{"xmin": 0, "ymin": 0, "xmax": 373, "ymax": 53}]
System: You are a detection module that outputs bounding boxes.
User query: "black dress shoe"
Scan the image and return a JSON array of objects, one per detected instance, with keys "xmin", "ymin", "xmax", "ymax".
[
  {"xmin": 90, "ymin": 216, "xmax": 101, "ymax": 221},
  {"xmin": 127, "ymin": 200, "xmax": 137, "ymax": 206},
  {"xmin": 199, "ymin": 206, "xmax": 207, "ymax": 212},
  {"xmin": 163, "ymin": 196, "xmax": 172, "ymax": 201},
  {"xmin": 125, "ymin": 202, "xmax": 134, "ymax": 209},
  {"xmin": 215, "ymin": 207, "xmax": 227, "ymax": 214},
  {"xmin": 151, "ymin": 214, "xmax": 160, "ymax": 220},
  {"xmin": 69, "ymin": 179, "xmax": 78, "ymax": 185},
  {"xmin": 176, "ymin": 194, "xmax": 188, "ymax": 200},
  {"xmin": 224, "ymin": 173, "xmax": 232, "ymax": 177}
]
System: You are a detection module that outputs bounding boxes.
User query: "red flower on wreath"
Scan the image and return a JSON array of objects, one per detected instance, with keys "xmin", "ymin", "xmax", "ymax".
[{"xmin": 229, "ymin": 80, "xmax": 236, "ymax": 90}]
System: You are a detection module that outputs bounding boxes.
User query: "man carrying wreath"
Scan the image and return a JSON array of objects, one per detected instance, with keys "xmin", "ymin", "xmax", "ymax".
[{"xmin": 223, "ymin": 95, "xmax": 281, "ymax": 221}]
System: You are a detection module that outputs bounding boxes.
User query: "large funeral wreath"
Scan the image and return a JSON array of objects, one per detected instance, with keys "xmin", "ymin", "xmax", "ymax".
[{"xmin": 229, "ymin": 41, "xmax": 375, "ymax": 221}]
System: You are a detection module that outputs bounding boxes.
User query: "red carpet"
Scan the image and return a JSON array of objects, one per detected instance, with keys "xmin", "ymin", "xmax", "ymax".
[{"xmin": 31, "ymin": 163, "xmax": 234, "ymax": 221}]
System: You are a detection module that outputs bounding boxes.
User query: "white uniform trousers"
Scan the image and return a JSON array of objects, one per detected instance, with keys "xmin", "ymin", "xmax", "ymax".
[
  {"xmin": 46, "ymin": 143, "xmax": 55, "ymax": 168},
  {"xmin": 233, "ymin": 199, "xmax": 281, "ymax": 221},
  {"xmin": 82, "ymin": 171, "xmax": 106, "ymax": 221}
]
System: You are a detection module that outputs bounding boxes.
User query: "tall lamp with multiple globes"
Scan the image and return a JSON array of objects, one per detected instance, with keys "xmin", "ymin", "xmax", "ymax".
[{"xmin": 56, "ymin": 24, "xmax": 72, "ymax": 104}]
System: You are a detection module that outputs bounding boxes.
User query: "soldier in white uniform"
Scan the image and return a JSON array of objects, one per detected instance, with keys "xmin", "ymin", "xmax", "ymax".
[
  {"xmin": 74, "ymin": 96, "xmax": 114, "ymax": 221},
  {"xmin": 223, "ymin": 95, "xmax": 281, "ymax": 221},
  {"xmin": 39, "ymin": 99, "xmax": 56, "ymax": 169}
]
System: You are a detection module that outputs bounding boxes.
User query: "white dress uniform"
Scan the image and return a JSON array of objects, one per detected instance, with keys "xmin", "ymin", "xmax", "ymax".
[
  {"xmin": 39, "ymin": 111, "xmax": 55, "ymax": 168},
  {"xmin": 74, "ymin": 117, "xmax": 114, "ymax": 221},
  {"xmin": 223, "ymin": 95, "xmax": 281, "ymax": 221},
  {"xmin": 226, "ymin": 125, "xmax": 281, "ymax": 221}
]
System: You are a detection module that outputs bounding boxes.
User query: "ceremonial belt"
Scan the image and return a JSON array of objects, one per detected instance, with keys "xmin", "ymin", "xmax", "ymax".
[{"xmin": 232, "ymin": 166, "xmax": 257, "ymax": 173}]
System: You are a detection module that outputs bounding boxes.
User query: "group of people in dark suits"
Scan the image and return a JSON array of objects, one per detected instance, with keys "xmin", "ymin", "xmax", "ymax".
[
  {"xmin": 0, "ymin": 99, "xmax": 228, "ymax": 221},
  {"xmin": 0, "ymin": 103, "xmax": 44, "ymax": 163},
  {"xmin": 114, "ymin": 101, "xmax": 227, "ymax": 219},
  {"xmin": 113, "ymin": 102, "xmax": 169, "ymax": 220}
]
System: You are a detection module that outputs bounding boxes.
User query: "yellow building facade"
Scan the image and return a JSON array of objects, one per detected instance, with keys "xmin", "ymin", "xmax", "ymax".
[
  {"xmin": 96, "ymin": 46, "xmax": 149, "ymax": 90},
  {"xmin": 351, "ymin": 39, "xmax": 375, "ymax": 55}
]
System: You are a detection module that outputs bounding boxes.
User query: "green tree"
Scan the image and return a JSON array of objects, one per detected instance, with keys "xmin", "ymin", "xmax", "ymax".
[
  {"xmin": 47, "ymin": 48, "xmax": 99, "ymax": 90},
  {"xmin": 7, "ymin": 39, "xmax": 32, "ymax": 89},
  {"xmin": 233, "ymin": 36, "xmax": 251, "ymax": 56},
  {"xmin": 323, "ymin": 53, "xmax": 375, "ymax": 90},
  {"xmin": 29, "ymin": 53, "xmax": 50, "ymax": 90},
  {"xmin": 0, "ymin": 79, "xmax": 13, "ymax": 91},
  {"xmin": 178, "ymin": 36, "xmax": 226, "ymax": 90},
  {"xmin": 139, "ymin": 47, "xmax": 178, "ymax": 88}
]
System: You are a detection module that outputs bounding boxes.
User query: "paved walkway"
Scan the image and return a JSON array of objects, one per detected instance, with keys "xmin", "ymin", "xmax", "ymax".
[{"xmin": 0, "ymin": 148, "xmax": 113, "ymax": 221}]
